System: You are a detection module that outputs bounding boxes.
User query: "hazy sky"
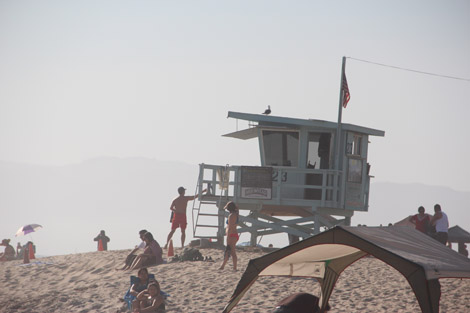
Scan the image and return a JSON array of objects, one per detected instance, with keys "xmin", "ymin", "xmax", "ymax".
[{"xmin": 1, "ymin": 1, "xmax": 469, "ymax": 191}]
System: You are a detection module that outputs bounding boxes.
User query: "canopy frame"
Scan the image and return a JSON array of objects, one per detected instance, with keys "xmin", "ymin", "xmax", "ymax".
[{"xmin": 222, "ymin": 226, "xmax": 470, "ymax": 313}]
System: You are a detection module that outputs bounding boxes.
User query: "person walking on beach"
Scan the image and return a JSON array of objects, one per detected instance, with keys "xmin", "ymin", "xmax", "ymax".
[
  {"xmin": 94, "ymin": 230, "xmax": 110, "ymax": 251},
  {"xmin": 16, "ymin": 242, "xmax": 24, "ymax": 259},
  {"xmin": 164, "ymin": 186, "xmax": 206, "ymax": 249},
  {"xmin": 408, "ymin": 206, "xmax": 431, "ymax": 234},
  {"xmin": 219, "ymin": 201, "xmax": 239, "ymax": 271},
  {"xmin": 430, "ymin": 204, "xmax": 449, "ymax": 245}
]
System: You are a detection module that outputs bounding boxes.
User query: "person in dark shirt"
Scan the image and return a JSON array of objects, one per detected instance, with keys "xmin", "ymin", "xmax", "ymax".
[
  {"xmin": 129, "ymin": 267, "xmax": 151, "ymax": 297},
  {"xmin": 94, "ymin": 230, "xmax": 110, "ymax": 251}
]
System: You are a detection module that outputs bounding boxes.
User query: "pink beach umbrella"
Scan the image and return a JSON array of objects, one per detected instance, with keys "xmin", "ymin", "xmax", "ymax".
[{"xmin": 15, "ymin": 224, "xmax": 43, "ymax": 237}]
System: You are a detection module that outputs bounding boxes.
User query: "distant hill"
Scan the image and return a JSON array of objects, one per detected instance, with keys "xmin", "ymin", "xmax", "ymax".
[{"xmin": 1, "ymin": 158, "xmax": 468, "ymax": 256}]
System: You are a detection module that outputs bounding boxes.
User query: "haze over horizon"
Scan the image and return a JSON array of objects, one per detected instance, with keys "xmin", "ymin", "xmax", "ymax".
[
  {"xmin": 1, "ymin": 157, "xmax": 469, "ymax": 257},
  {"xmin": 1, "ymin": 1, "xmax": 469, "ymax": 255},
  {"xmin": 6, "ymin": 156, "xmax": 470, "ymax": 193}
]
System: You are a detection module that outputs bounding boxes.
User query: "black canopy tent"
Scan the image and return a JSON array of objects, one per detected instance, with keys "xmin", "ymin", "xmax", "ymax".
[
  {"xmin": 448, "ymin": 225, "xmax": 470, "ymax": 243},
  {"xmin": 222, "ymin": 226, "xmax": 470, "ymax": 313},
  {"xmin": 448, "ymin": 225, "xmax": 470, "ymax": 256}
]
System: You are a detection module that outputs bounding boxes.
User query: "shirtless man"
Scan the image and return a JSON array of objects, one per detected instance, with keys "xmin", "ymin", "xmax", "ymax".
[{"xmin": 164, "ymin": 186, "xmax": 205, "ymax": 249}]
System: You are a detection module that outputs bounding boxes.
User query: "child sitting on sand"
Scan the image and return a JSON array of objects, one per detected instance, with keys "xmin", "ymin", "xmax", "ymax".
[{"xmin": 133, "ymin": 281, "xmax": 165, "ymax": 313}]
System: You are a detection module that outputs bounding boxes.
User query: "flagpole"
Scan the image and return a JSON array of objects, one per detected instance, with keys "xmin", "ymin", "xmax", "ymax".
[{"xmin": 334, "ymin": 56, "xmax": 346, "ymax": 172}]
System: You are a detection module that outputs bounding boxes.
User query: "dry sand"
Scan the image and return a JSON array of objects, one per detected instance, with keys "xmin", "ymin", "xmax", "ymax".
[{"xmin": 0, "ymin": 247, "xmax": 469, "ymax": 313}]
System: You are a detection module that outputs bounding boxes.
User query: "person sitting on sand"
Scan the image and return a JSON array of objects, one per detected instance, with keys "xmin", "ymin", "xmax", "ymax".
[
  {"xmin": 118, "ymin": 229, "xmax": 148, "ymax": 270},
  {"xmin": 219, "ymin": 201, "xmax": 239, "ymax": 271},
  {"xmin": 130, "ymin": 268, "xmax": 152, "ymax": 298},
  {"xmin": 129, "ymin": 232, "xmax": 163, "ymax": 270},
  {"xmin": 273, "ymin": 293, "xmax": 330, "ymax": 313},
  {"xmin": 0, "ymin": 239, "xmax": 16, "ymax": 261},
  {"xmin": 133, "ymin": 281, "xmax": 165, "ymax": 313}
]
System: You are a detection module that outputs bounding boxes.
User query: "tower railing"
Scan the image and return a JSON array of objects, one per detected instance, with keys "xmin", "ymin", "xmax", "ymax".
[{"xmin": 196, "ymin": 163, "xmax": 343, "ymax": 210}]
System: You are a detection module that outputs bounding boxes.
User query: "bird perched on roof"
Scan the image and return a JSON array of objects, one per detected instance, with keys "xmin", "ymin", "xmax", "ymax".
[{"xmin": 262, "ymin": 105, "xmax": 271, "ymax": 115}]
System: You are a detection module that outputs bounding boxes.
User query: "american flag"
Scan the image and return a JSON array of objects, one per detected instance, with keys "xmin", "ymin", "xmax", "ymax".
[{"xmin": 342, "ymin": 73, "xmax": 350, "ymax": 108}]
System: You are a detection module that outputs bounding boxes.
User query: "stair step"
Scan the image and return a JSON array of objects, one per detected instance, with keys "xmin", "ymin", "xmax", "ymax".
[
  {"xmin": 194, "ymin": 236, "xmax": 218, "ymax": 239},
  {"xmin": 200, "ymin": 201, "xmax": 218, "ymax": 205},
  {"xmin": 196, "ymin": 224, "xmax": 219, "ymax": 228}
]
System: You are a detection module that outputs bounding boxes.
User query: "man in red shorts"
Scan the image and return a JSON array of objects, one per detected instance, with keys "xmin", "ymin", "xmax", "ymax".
[{"xmin": 164, "ymin": 186, "xmax": 205, "ymax": 249}]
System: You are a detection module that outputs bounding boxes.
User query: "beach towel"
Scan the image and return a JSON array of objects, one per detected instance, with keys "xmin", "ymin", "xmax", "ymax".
[{"xmin": 18, "ymin": 261, "xmax": 54, "ymax": 267}]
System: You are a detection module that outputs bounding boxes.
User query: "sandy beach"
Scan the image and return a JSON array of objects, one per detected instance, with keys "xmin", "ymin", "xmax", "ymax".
[{"xmin": 1, "ymin": 247, "xmax": 469, "ymax": 313}]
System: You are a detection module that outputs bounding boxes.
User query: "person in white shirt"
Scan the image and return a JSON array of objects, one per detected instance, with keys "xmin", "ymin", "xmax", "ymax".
[
  {"xmin": 430, "ymin": 204, "xmax": 449, "ymax": 245},
  {"xmin": 117, "ymin": 229, "xmax": 147, "ymax": 270}
]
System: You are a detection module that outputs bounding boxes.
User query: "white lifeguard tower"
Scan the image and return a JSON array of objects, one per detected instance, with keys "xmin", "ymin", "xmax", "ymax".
[{"xmin": 192, "ymin": 111, "xmax": 385, "ymax": 246}]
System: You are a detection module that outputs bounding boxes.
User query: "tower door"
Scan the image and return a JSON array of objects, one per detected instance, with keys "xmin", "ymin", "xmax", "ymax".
[
  {"xmin": 305, "ymin": 132, "xmax": 332, "ymax": 200},
  {"xmin": 344, "ymin": 132, "xmax": 368, "ymax": 211}
]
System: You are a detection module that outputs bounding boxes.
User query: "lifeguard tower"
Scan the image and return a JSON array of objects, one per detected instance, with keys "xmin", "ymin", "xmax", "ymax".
[{"xmin": 192, "ymin": 111, "xmax": 385, "ymax": 246}]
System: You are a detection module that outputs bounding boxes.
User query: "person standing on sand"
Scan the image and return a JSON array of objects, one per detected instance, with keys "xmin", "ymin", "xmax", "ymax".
[
  {"xmin": 94, "ymin": 230, "xmax": 110, "ymax": 251},
  {"xmin": 164, "ymin": 186, "xmax": 206, "ymax": 249},
  {"xmin": 430, "ymin": 204, "xmax": 449, "ymax": 245},
  {"xmin": 219, "ymin": 201, "xmax": 239, "ymax": 271},
  {"xmin": 408, "ymin": 206, "xmax": 431, "ymax": 234}
]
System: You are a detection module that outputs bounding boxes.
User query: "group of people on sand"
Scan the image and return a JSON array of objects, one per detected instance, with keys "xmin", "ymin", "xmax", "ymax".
[
  {"xmin": 113, "ymin": 185, "xmax": 239, "ymax": 274},
  {"xmin": 126, "ymin": 267, "xmax": 165, "ymax": 313},
  {"xmin": 0, "ymin": 239, "xmax": 35, "ymax": 261},
  {"xmin": 117, "ymin": 230, "xmax": 164, "ymax": 271},
  {"xmin": 162, "ymin": 186, "xmax": 239, "ymax": 271},
  {"xmin": 111, "ymin": 186, "xmax": 240, "ymax": 313},
  {"xmin": 409, "ymin": 203, "xmax": 449, "ymax": 245}
]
